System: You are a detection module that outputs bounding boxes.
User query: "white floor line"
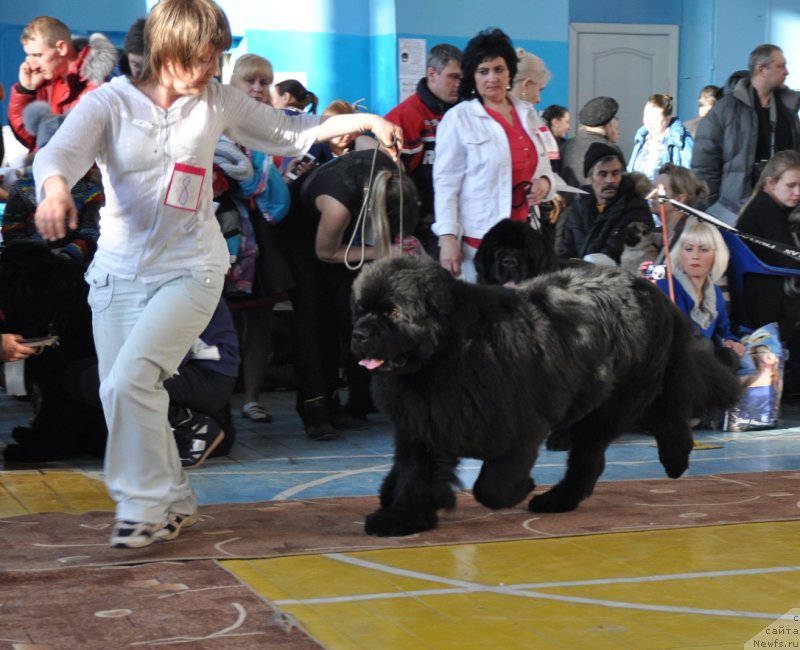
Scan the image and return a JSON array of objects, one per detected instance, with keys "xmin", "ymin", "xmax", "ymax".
[
  {"xmin": 272, "ymin": 553, "xmax": 796, "ymax": 622},
  {"xmin": 272, "ymin": 464, "xmax": 391, "ymax": 500}
]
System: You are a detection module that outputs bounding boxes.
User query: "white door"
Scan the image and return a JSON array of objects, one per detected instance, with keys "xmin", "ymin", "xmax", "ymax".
[{"xmin": 569, "ymin": 23, "xmax": 679, "ymax": 160}]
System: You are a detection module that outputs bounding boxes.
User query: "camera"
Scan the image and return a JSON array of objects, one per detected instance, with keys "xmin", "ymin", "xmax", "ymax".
[{"xmin": 644, "ymin": 263, "xmax": 666, "ymax": 281}]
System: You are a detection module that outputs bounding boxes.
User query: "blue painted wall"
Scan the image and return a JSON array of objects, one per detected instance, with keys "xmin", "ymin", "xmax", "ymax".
[{"xmin": 1, "ymin": 0, "xmax": 798, "ymax": 136}]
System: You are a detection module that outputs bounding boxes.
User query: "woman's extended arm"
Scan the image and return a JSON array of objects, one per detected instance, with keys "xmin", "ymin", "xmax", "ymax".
[{"xmin": 316, "ymin": 113, "xmax": 402, "ymax": 159}]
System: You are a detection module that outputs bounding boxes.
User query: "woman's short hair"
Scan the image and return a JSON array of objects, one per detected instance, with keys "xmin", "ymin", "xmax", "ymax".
[
  {"xmin": 657, "ymin": 163, "xmax": 709, "ymax": 207},
  {"xmin": 514, "ymin": 48, "xmax": 550, "ymax": 87},
  {"xmin": 139, "ymin": 0, "xmax": 231, "ymax": 86},
  {"xmin": 274, "ymin": 79, "xmax": 318, "ymax": 113},
  {"xmin": 670, "ymin": 218, "xmax": 729, "ymax": 283},
  {"xmin": 459, "ymin": 28, "xmax": 517, "ymax": 101},
  {"xmin": 230, "ymin": 54, "xmax": 273, "ymax": 86}
]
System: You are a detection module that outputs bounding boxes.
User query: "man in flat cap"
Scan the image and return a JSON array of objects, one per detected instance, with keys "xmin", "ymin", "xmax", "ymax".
[
  {"xmin": 557, "ymin": 142, "xmax": 651, "ymax": 265},
  {"xmin": 561, "ymin": 96, "xmax": 627, "ymax": 189}
]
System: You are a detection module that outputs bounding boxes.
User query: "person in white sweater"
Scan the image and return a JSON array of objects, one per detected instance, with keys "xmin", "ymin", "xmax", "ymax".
[{"xmin": 32, "ymin": 0, "xmax": 402, "ymax": 549}]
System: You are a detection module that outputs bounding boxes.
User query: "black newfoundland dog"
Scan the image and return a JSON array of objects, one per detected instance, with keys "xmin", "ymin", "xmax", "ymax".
[
  {"xmin": 351, "ymin": 255, "xmax": 740, "ymax": 537},
  {"xmin": 474, "ymin": 219, "xmax": 563, "ymax": 286}
]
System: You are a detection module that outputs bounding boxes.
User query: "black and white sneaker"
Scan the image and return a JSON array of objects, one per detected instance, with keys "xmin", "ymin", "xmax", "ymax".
[
  {"xmin": 171, "ymin": 408, "xmax": 225, "ymax": 469},
  {"xmin": 154, "ymin": 512, "xmax": 199, "ymax": 541},
  {"xmin": 110, "ymin": 520, "xmax": 164, "ymax": 548}
]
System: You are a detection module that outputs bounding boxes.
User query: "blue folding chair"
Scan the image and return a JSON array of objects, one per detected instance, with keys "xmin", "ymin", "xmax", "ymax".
[{"xmin": 721, "ymin": 229, "xmax": 800, "ymax": 329}]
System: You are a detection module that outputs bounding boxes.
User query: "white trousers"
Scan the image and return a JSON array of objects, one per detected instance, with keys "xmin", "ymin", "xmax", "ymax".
[
  {"xmin": 86, "ymin": 263, "xmax": 223, "ymax": 523},
  {"xmin": 460, "ymin": 241, "xmax": 478, "ymax": 283}
]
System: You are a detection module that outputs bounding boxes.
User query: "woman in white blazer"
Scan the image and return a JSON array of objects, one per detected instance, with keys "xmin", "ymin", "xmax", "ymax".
[{"xmin": 433, "ymin": 28, "xmax": 556, "ymax": 282}]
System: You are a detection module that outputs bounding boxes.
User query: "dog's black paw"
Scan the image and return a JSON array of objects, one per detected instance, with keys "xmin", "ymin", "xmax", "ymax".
[
  {"xmin": 11, "ymin": 426, "xmax": 34, "ymax": 444},
  {"xmin": 545, "ymin": 429, "xmax": 571, "ymax": 451},
  {"xmin": 473, "ymin": 476, "xmax": 534, "ymax": 510},
  {"xmin": 528, "ymin": 486, "xmax": 580, "ymax": 513},
  {"xmin": 364, "ymin": 508, "xmax": 437, "ymax": 537}
]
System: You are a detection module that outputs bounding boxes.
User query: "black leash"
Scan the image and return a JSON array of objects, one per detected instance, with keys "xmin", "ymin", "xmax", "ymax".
[{"xmin": 658, "ymin": 196, "xmax": 800, "ymax": 263}]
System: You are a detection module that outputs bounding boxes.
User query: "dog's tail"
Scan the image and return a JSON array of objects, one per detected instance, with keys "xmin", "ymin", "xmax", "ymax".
[{"xmin": 689, "ymin": 349, "xmax": 742, "ymax": 414}]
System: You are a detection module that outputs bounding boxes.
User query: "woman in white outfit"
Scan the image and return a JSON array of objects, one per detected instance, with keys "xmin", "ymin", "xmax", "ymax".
[
  {"xmin": 32, "ymin": 0, "xmax": 402, "ymax": 549},
  {"xmin": 433, "ymin": 29, "xmax": 556, "ymax": 282}
]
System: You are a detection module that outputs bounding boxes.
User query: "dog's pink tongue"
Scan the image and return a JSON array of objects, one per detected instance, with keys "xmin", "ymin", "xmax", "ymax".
[
  {"xmin": 359, "ymin": 358, "xmax": 385, "ymax": 370},
  {"xmin": 504, "ymin": 281, "xmax": 517, "ymax": 288}
]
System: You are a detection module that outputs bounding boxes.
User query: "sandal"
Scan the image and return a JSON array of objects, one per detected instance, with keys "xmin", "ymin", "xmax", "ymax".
[{"xmin": 241, "ymin": 401, "xmax": 272, "ymax": 423}]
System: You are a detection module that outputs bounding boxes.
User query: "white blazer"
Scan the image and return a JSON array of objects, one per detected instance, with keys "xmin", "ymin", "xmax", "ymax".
[{"xmin": 432, "ymin": 94, "xmax": 556, "ymax": 240}]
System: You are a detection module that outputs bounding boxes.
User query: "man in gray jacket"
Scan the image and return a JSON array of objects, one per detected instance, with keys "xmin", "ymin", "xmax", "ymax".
[{"xmin": 691, "ymin": 44, "xmax": 800, "ymax": 223}]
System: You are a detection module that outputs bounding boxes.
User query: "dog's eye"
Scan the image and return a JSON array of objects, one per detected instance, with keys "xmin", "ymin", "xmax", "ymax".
[{"xmin": 387, "ymin": 308, "xmax": 402, "ymax": 319}]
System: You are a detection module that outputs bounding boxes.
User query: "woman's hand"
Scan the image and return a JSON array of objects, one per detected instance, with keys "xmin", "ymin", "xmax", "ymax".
[
  {"xmin": 1, "ymin": 334, "xmax": 35, "ymax": 363},
  {"xmin": 34, "ymin": 176, "xmax": 77, "ymax": 241},
  {"xmin": 368, "ymin": 116, "xmax": 403, "ymax": 160},
  {"xmin": 284, "ymin": 156, "xmax": 316, "ymax": 181},
  {"xmin": 438, "ymin": 235, "xmax": 462, "ymax": 276},
  {"xmin": 722, "ymin": 339, "xmax": 746, "ymax": 358},
  {"xmin": 526, "ymin": 176, "xmax": 551, "ymax": 206}
]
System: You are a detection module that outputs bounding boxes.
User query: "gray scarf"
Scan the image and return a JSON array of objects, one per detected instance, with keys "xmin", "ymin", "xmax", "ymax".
[{"xmin": 673, "ymin": 266, "xmax": 717, "ymax": 330}]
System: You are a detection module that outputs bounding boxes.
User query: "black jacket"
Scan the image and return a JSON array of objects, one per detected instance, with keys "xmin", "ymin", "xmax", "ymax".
[{"xmin": 558, "ymin": 175, "xmax": 652, "ymax": 263}]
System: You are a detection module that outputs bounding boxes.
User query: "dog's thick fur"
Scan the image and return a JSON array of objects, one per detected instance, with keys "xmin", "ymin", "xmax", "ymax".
[
  {"xmin": 474, "ymin": 219, "xmax": 564, "ymax": 286},
  {"xmin": 0, "ymin": 242, "xmax": 106, "ymax": 461},
  {"xmin": 351, "ymin": 255, "xmax": 740, "ymax": 537}
]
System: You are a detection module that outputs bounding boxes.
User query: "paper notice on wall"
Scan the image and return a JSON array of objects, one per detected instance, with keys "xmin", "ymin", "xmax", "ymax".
[{"xmin": 398, "ymin": 38, "xmax": 426, "ymax": 102}]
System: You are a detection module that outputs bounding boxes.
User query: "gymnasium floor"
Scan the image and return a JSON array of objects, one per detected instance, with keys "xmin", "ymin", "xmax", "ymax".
[{"xmin": 2, "ymin": 387, "xmax": 800, "ymax": 649}]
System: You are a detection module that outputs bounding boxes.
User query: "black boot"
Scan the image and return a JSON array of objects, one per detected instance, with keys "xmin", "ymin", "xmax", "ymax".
[
  {"xmin": 302, "ymin": 396, "xmax": 338, "ymax": 441},
  {"xmin": 329, "ymin": 390, "xmax": 368, "ymax": 430}
]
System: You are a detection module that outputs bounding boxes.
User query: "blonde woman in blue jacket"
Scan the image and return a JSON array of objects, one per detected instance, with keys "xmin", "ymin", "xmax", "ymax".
[{"xmin": 433, "ymin": 28, "xmax": 556, "ymax": 282}]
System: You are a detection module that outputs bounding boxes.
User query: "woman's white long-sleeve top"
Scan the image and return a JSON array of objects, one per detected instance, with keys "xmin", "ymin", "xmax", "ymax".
[
  {"xmin": 432, "ymin": 94, "xmax": 556, "ymax": 240},
  {"xmin": 33, "ymin": 76, "xmax": 319, "ymax": 280}
]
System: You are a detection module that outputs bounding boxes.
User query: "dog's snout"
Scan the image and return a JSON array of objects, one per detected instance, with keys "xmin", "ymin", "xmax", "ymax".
[{"xmin": 501, "ymin": 257, "xmax": 518, "ymax": 269}]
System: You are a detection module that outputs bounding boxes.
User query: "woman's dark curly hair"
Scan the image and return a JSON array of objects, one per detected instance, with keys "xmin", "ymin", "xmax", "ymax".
[{"xmin": 458, "ymin": 28, "xmax": 517, "ymax": 101}]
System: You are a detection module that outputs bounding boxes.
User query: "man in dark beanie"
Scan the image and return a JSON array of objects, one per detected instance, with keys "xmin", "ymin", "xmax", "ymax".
[
  {"xmin": 557, "ymin": 141, "xmax": 650, "ymax": 265},
  {"xmin": 561, "ymin": 96, "xmax": 627, "ymax": 188}
]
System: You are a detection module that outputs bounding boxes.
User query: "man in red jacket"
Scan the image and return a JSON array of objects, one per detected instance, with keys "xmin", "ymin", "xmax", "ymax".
[
  {"xmin": 385, "ymin": 43, "xmax": 462, "ymax": 253},
  {"xmin": 7, "ymin": 16, "xmax": 116, "ymax": 150}
]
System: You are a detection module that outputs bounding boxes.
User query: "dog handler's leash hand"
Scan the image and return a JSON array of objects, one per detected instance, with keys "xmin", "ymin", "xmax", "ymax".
[
  {"xmin": 35, "ymin": 176, "xmax": 78, "ymax": 242},
  {"xmin": 372, "ymin": 118, "xmax": 403, "ymax": 161}
]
